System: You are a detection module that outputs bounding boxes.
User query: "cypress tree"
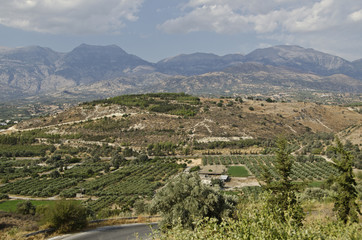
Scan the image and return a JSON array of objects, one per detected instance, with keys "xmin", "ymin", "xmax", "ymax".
[
  {"xmin": 331, "ymin": 138, "xmax": 360, "ymax": 223},
  {"xmin": 262, "ymin": 137, "xmax": 304, "ymax": 225}
]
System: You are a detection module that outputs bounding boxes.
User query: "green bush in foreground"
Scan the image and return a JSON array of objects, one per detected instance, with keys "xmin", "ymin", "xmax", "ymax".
[
  {"xmin": 150, "ymin": 173, "xmax": 236, "ymax": 230},
  {"xmin": 44, "ymin": 200, "xmax": 88, "ymax": 233},
  {"xmin": 157, "ymin": 196, "xmax": 362, "ymax": 240}
]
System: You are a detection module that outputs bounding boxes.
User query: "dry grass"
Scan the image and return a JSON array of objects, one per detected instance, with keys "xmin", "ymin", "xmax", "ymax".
[
  {"xmin": 87, "ymin": 216, "xmax": 160, "ymax": 229},
  {"xmin": 303, "ymin": 201, "xmax": 362, "ymax": 224},
  {"xmin": 303, "ymin": 202, "xmax": 335, "ymax": 223},
  {"xmin": 0, "ymin": 212, "xmax": 43, "ymax": 240}
]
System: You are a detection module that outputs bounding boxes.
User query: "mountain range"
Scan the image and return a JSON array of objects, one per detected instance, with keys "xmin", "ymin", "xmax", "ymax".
[{"xmin": 0, "ymin": 44, "xmax": 361, "ymax": 102}]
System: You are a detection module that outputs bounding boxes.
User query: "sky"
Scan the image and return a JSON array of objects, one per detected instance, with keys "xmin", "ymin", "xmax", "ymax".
[{"xmin": 0, "ymin": 0, "xmax": 361, "ymax": 62}]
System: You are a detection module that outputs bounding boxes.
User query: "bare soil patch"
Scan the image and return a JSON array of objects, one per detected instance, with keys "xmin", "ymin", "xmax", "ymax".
[
  {"xmin": 186, "ymin": 158, "xmax": 202, "ymax": 167},
  {"xmin": 225, "ymin": 177, "xmax": 260, "ymax": 189}
]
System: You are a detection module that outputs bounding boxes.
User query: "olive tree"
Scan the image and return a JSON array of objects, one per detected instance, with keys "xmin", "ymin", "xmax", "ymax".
[
  {"xmin": 150, "ymin": 172, "xmax": 236, "ymax": 230},
  {"xmin": 111, "ymin": 153, "xmax": 124, "ymax": 169}
]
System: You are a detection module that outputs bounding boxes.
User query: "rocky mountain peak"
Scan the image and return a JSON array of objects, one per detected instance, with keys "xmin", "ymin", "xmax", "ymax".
[
  {"xmin": 244, "ymin": 45, "xmax": 353, "ymax": 76},
  {"xmin": 69, "ymin": 43, "xmax": 128, "ymax": 56},
  {"xmin": 54, "ymin": 44, "xmax": 152, "ymax": 85}
]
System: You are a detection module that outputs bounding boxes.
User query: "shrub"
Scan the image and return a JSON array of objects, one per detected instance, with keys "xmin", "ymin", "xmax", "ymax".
[
  {"xmin": 300, "ymin": 188, "xmax": 331, "ymax": 201},
  {"xmin": 16, "ymin": 200, "xmax": 36, "ymax": 215},
  {"xmin": 44, "ymin": 200, "xmax": 88, "ymax": 233},
  {"xmin": 189, "ymin": 166, "xmax": 200, "ymax": 172},
  {"xmin": 0, "ymin": 194, "xmax": 9, "ymax": 200},
  {"xmin": 134, "ymin": 199, "xmax": 147, "ymax": 215},
  {"xmin": 211, "ymin": 179, "xmax": 224, "ymax": 188},
  {"xmin": 50, "ymin": 170, "xmax": 61, "ymax": 179}
]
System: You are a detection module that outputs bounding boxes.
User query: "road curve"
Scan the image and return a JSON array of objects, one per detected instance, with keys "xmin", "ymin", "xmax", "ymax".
[{"xmin": 48, "ymin": 223, "xmax": 158, "ymax": 240}]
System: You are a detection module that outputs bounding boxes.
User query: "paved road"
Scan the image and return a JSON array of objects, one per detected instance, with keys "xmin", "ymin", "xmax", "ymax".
[{"xmin": 49, "ymin": 223, "xmax": 158, "ymax": 240}]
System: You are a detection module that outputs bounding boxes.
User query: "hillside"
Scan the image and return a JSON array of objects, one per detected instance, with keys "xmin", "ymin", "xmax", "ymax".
[{"xmin": 10, "ymin": 93, "xmax": 362, "ymax": 148}]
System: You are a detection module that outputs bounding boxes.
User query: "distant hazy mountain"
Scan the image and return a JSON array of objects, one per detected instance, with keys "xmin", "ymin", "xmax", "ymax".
[
  {"xmin": 156, "ymin": 53, "xmax": 244, "ymax": 75},
  {"xmin": 146, "ymin": 63, "xmax": 361, "ymax": 95},
  {"xmin": 243, "ymin": 45, "xmax": 359, "ymax": 77},
  {"xmin": 0, "ymin": 46, "xmax": 61, "ymax": 65},
  {"xmin": 0, "ymin": 44, "xmax": 361, "ymax": 102},
  {"xmin": 0, "ymin": 46, "xmax": 62, "ymax": 100},
  {"xmin": 353, "ymin": 59, "xmax": 362, "ymax": 69},
  {"xmin": 0, "ymin": 44, "xmax": 155, "ymax": 100},
  {"xmin": 55, "ymin": 44, "xmax": 154, "ymax": 85}
]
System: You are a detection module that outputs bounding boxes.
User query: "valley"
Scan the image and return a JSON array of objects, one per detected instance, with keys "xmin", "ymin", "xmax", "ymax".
[
  {"xmin": 0, "ymin": 47, "xmax": 361, "ymax": 237},
  {"xmin": 0, "ymin": 94, "xmax": 361, "ymax": 229},
  {"xmin": 1, "ymin": 0, "xmax": 362, "ymax": 237}
]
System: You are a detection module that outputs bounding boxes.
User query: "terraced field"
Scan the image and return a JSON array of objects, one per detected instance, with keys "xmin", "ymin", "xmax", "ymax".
[{"xmin": 0, "ymin": 159, "xmax": 184, "ymax": 213}]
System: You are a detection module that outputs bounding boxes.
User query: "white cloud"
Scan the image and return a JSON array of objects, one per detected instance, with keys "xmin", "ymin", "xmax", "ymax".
[
  {"xmin": 349, "ymin": 9, "xmax": 362, "ymax": 22},
  {"xmin": 159, "ymin": 0, "xmax": 362, "ymax": 34},
  {"xmin": 159, "ymin": 4, "xmax": 250, "ymax": 34},
  {"xmin": 0, "ymin": 0, "xmax": 143, "ymax": 34}
]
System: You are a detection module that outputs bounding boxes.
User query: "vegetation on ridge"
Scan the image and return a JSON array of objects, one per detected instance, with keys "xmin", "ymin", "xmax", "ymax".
[{"xmin": 86, "ymin": 92, "xmax": 201, "ymax": 117}]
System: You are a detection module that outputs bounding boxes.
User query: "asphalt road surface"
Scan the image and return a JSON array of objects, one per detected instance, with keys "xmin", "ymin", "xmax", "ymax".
[{"xmin": 49, "ymin": 223, "xmax": 158, "ymax": 240}]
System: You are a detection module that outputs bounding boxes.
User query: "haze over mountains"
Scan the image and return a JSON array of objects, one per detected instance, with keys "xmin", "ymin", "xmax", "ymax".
[{"xmin": 0, "ymin": 44, "xmax": 361, "ymax": 102}]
